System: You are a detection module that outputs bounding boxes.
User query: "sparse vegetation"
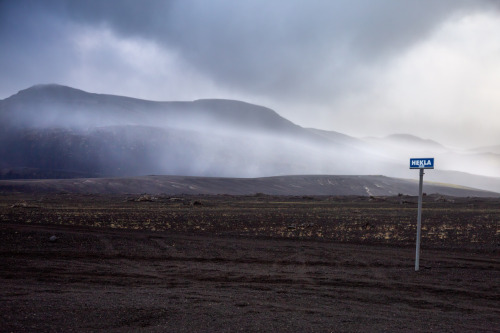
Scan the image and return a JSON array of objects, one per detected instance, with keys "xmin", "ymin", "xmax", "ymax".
[{"xmin": 1, "ymin": 193, "xmax": 498, "ymax": 251}]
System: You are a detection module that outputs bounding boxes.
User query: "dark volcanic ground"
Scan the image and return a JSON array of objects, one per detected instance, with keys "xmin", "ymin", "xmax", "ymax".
[
  {"xmin": 0, "ymin": 174, "xmax": 498, "ymax": 197},
  {"xmin": 0, "ymin": 193, "xmax": 499, "ymax": 332}
]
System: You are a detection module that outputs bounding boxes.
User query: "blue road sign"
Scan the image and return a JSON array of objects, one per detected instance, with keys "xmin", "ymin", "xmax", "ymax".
[{"xmin": 410, "ymin": 158, "xmax": 434, "ymax": 169}]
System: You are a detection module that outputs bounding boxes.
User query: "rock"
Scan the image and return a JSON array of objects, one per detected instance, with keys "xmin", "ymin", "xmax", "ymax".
[
  {"xmin": 49, "ymin": 235, "xmax": 58, "ymax": 242},
  {"xmin": 11, "ymin": 201, "xmax": 28, "ymax": 208},
  {"xmin": 137, "ymin": 194, "xmax": 154, "ymax": 202}
]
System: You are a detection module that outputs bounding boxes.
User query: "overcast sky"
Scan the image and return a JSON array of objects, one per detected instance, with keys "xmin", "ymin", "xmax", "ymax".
[{"xmin": 1, "ymin": 0, "xmax": 499, "ymax": 148}]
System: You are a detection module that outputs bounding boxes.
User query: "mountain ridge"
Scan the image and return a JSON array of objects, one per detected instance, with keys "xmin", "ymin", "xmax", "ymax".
[{"xmin": 1, "ymin": 84, "xmax": 499, "ymax": 193}]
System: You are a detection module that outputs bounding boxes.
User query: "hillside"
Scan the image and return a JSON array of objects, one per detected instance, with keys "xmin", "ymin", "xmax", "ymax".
[
  {"xmin": 0, "ymin": 84, "xmax": 382, "ymax": 179},
  {"xmin": 0, "ymin": 84, "xmax": 314, "ymax": 138},
  {"xmin": 1, "ymin": 84, "xmax": 499, "ymax": 193},
  {"xmin": 0, "ymin": 175, "xmax": 496, "ymax": 197}
]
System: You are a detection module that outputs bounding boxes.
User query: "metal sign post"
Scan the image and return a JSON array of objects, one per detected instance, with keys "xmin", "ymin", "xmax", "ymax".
[{"xmin": 410, "ymin": 158, "xmax": 434, "ymax": 271}]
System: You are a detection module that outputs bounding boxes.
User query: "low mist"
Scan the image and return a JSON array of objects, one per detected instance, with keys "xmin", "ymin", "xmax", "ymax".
[{"xmin": 1, "ymin": 85, "xmax": 499, "ymax": 193}]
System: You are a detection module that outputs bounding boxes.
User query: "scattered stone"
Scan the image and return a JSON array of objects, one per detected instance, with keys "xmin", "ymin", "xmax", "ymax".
[
  {"xmin": 434, "ymin": 196, "xmax": 455, "ymax": 203},
  {"xmin": 136, "ymin": 194, "xmax": 155, "ymax": 202},
  {"xmin": 400, "ymin": 199, "xmax": 414, "ymax": 205},
  {"xmin": 49, "ymin": 235, "xmax": 58, "ymax": 242},
  {"xmin": 11, "ymin": 201, "xmax": 28, "ymax": 208},
  {"xmin": 363, "ymin": 222, "xmax": 373, "ymax": 230}
]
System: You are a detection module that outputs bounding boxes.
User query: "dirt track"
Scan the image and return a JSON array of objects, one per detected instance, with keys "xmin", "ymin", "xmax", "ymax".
[{"xmin": 0, "ymin": 194, "xmax": 499, "ymax": 332}]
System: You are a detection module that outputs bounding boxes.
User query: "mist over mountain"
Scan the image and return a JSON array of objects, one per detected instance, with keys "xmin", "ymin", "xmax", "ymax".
[{"xmin": 1, "ymin": 84, "xmax": 499, "ymax": 194}]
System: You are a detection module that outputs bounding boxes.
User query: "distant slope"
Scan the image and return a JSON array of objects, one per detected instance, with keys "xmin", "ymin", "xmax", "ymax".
[
  {"xmin": 469, "ymin": 145, "xmax": 500, "ymax": 154},
  {"xmin": 366, "ymin": 134, "xmax": 446, "ymax": 149},
  {"xmin": 363, "ymin": 134, "xmax": 500, "ymax": 181},
  {"xmin": 425, "ymin": 170, "xmax": 500, "ymax": 195},
  {"xmin": 0, "ymin": 175, "xmax": 496, "ymax": 197},
  {"xmin": 1, "ymin": 84, "xmax": 499, "ymax": 193},
  {"xmin": 305, "ymin": 128, "xmax": 362, "ymax": 147},
  {"xmin": 0, "ymin": 84, "xmax": 317, "ymax": 138},
  {"xmin": 0, "ymin": 84, "xmax": 382, "ymax": 179}
]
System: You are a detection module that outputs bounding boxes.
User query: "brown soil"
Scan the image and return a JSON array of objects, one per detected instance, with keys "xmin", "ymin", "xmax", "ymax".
[{"xmin": 0, "ymin": 193, "xmax": 499, "ymax": 332}]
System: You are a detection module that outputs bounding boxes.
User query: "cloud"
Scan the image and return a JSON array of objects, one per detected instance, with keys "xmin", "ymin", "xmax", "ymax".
[
  {"xmin": 1, "ymin": 0, "xmax": 499, "ymax": 147},
  {"xmin": 67, "ymin": 25, "xmax": 226, "ymax": 101},
  {"xmin": 66, "ymin": 0, "xmax": 497, "ymax": 101},
  {"xmin": 321, "ymin": 11, "xmax": 500, "ymax": 148},
  {"xmin": 32, "ymin": 0, "xmax": 487, "ymax": 102},
  {"xmin": 0, "ymin": 1, "xmax": 75, "ymax": 94}
]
